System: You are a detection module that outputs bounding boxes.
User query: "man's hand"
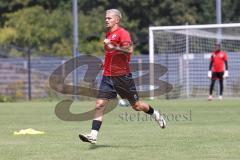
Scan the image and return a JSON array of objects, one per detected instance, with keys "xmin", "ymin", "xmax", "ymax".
[
  {"xmin": 104, "ymin": 39, "xmax": 111, "ymax": 44},
  {"xmin": 104, "ymin": 38, "xmax": 132, "ymax": 54},
  {"xmin": 106, "ymin": 43, "xmax": 115, "ymax": 50},
  {"xmin": 208, "ymin": 71, "xmax": 212, "ymax": 78},
  {"xmin": 104, "ymin": 39, "xmax": 116, "ymax": 50},
  {"xmin": 223, "ymin": 70, "xmax": 229, "ymax": 78}
]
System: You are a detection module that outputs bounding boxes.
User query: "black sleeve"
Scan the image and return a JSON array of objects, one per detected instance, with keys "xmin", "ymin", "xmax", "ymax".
[
  {"xmin": 225, "ymin": 60, "xmax": 228, "ymax": 70},
  {"xmin": 209, "ymin": 60, "xmax": 213, "ymax": 71}
]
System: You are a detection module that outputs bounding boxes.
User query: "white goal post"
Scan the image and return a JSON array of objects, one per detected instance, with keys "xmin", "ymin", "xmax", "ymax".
[{"xmin": 149, "ymin": 23, "xmax": 240, "ymax": 98}]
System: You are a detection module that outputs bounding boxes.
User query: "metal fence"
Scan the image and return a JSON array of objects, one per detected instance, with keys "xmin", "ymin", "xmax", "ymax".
[{"xmin": 0, "ymin": 52, "xmax": 239, "ymax": 101}]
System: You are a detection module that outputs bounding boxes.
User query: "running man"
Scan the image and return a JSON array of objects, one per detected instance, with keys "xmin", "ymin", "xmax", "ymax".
[
  {"xmin": 208, "ymin": 43, "xmax": 229, "ymax": 101},
  {"xmin": 79, "ymin": 9, "xmax": 166, "ymax": 144}
]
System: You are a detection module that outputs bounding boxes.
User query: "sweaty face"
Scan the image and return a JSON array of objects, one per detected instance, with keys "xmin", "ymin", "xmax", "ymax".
[{"xmin": 105, "ymin": 12, "xmax": 119, "ymax": 29}]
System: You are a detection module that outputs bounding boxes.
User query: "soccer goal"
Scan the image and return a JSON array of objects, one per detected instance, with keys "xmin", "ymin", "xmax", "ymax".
[{"xmin": 149, "ymin": 23, "xmax": 240, "ymax": 99}]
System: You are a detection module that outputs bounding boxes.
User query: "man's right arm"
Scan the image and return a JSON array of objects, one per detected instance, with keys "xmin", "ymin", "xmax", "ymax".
[
  {"xmin": 209, "ymin": 60, "xmax": 213, "ymax": 71},
  {"xmin": 208, "ymin": 56, "xmax": 213, "ymax": 78}
]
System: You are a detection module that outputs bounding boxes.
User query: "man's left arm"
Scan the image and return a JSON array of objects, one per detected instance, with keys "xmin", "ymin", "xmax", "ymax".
[
  {"xmin": 115, "ymin": 44, "xmax": 133, "ymax": 54},
  {"xmin": 117, "ymin": 31, "xmax": 133, "ymax": 54},
  {"xmin": 104, "ymin": 39, "xmax": 132, "ymax": 54},
  {"xmin": 225, "ymin": 60, "xmax": 228, "ymax": 70},
  {"xmin": 223, "ymin": 53, "xmax": 229, "ymax": 78}
]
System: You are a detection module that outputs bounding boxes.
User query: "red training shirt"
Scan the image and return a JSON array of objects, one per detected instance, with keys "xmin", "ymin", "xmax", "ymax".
[
  {"xmin": 210, "ymin": 50, "xmax": 228, "ymax": 72},
  {"xmin": 103, "ymin": 27, "xmax": 132, "ymax": 76}
]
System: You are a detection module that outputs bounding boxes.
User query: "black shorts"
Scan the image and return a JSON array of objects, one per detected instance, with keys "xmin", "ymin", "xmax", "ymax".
[
  {"xmin": 97, "ymin": 73, "xmax": 139, "ymax": 106},
  {"xmin": 212, "ymin": 72, "xmax": 224, "ymax": 80}
]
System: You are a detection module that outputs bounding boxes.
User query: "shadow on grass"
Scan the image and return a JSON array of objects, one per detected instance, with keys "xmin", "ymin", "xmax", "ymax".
[
  {"xmin": 89, "ymin": 144, "xmax": 113, "ymax": 149},
  {"xmin": 89, "ymin": 144, "xmax": 161, "ymax": 150}
]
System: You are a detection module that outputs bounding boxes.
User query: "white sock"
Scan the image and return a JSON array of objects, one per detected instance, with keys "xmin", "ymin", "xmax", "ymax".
[
  {"xmin": 90, "ymin": 130, "xmax": 98, "ymax": 138},
  {"xmin": 153, "ymin": 110, "xmax": 158, "ymax": 116}
]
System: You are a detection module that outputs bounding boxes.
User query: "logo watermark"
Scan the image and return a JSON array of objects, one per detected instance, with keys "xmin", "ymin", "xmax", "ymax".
[
  {"xmin": 119, "ymin": 109, "xmax": 192, "ymax": 122},
  {"xmin": 49, "ymin": 55, "xmax": 173, "ymax": 121}
]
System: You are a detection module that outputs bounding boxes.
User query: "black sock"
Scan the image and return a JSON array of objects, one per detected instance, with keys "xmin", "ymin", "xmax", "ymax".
[
  {"xmin": 219, "ymin": 79, "xmax": 224, "ymax": 95},
  {"xmin": 92, "ymin": 120, "xmax": 102, "ymax": 131},
  {"xmin": 145, "ymin": 105, "xmax": 154, "ymax": 115},
  {"xmin": 210, "ymin": 79, "xmax": 216, "ymax": 95}
]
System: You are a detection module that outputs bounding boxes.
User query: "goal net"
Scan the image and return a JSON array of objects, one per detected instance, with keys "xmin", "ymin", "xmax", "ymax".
[{"xmin": 149, "ymin": 23, "xmax": 240, "ymax": 99}]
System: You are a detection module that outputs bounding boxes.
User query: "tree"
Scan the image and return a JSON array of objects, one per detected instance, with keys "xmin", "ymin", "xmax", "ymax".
[
  {"xmin": 0, "ymin": 1, "xmax": 239, "ymax": 56},
  {"xmin": 222, "ymin": 0, "xmax": 240, "ymax": 23},
  {"xmin": 4, "ymin": 6, "xmax": 72, "ymax": 56},
  {"xmin": 2, "ymin": 5, "xmax": 106, "ymax": 56}
]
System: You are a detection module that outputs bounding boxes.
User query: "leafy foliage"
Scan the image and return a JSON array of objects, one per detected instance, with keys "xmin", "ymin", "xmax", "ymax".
[
  {"xmin": 4, "ymin": 6, "xmax": 72, "ymax": 56},
  {"xmin": 0, "ymin": 0, "xmax": 239, "ymax": 56}
]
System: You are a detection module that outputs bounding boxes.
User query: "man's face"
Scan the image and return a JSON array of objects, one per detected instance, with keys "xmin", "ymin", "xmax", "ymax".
[
  {"xmin": 105, "ymin": 12, "xmax": 119, "ymax": 29},
  {"xmin": 215, "ymin": 44, "xmax": 221, "ymax": 51}
]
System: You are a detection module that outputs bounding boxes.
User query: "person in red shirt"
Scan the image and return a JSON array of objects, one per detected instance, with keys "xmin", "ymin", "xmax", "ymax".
[
  {"xmin": 79, "ymin": 9, "xmax": 166, "ymax": 144},
  {"xmin": 208, "ymin": 43, "xmax": 229, "ymax": 101}
]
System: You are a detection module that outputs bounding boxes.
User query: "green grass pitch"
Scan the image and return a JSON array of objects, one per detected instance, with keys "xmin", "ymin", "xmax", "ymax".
[{"xmin": 0, "ymin": 99, "xmax": 240, "ymax": 160}]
